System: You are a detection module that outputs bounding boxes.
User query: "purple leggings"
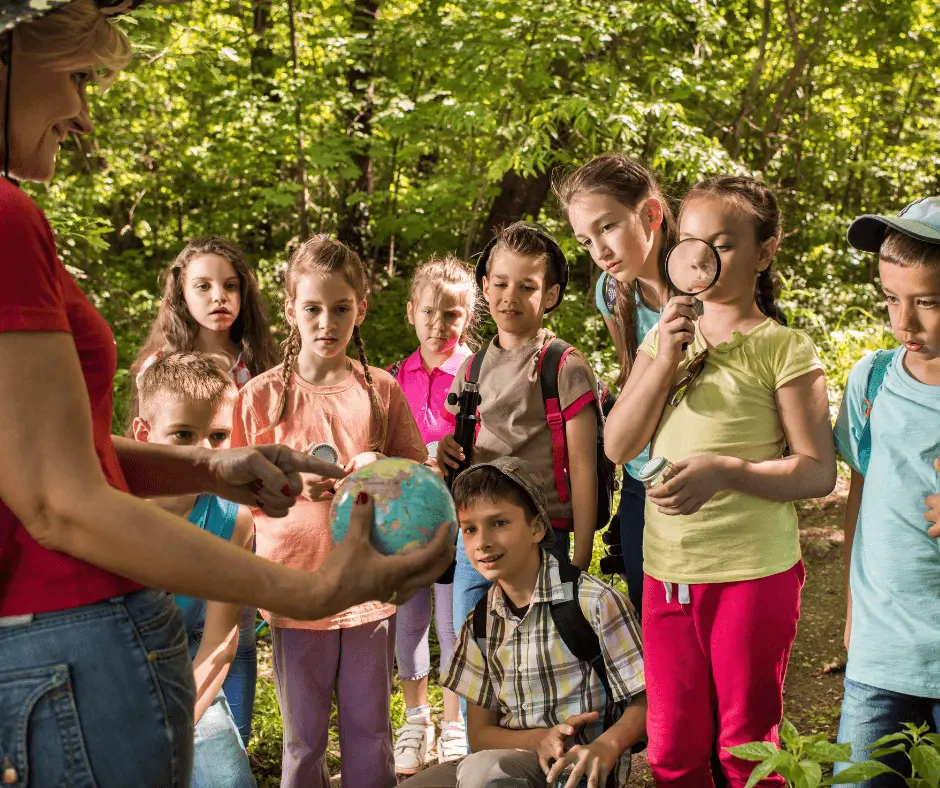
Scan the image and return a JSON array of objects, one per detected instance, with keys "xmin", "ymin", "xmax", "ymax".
[
  {"xmin": 272, "ymin": 618, "xmax": 397, "ymax": 788},
  {"xmin": 394, "ymin": 583, "xmax": 456, "ymax": 682}
]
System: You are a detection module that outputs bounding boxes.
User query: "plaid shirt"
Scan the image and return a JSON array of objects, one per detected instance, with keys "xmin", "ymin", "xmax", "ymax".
[{"xmin": 444, "ymin": 553, "xmax": 645, "ymax": 785}]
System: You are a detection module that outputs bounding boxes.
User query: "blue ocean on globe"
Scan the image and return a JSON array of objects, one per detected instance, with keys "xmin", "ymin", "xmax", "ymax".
[{"xmin": 329, "ymin": 458, "xmax": 458, "ymax": 556}]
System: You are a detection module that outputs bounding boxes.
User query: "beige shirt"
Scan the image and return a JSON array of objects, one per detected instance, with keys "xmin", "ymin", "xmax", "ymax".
[
  {"xmin": 231, "ymin": 361, "xmax": 427, "ymax": 629},
  {"xmin": 447, "ymin": 329, "xmax": 597, "ymax": 523}
]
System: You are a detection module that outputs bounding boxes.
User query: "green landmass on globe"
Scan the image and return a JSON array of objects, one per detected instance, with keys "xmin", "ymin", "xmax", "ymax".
[{"xmin": 329, "ymin": 458, "xmax": 458, "ymax": 556}]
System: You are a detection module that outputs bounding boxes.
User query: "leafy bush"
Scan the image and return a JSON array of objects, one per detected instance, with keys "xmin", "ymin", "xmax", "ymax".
[{"xmin": 730, "ymin": 720, "xmax": 940, "ymax": 788}]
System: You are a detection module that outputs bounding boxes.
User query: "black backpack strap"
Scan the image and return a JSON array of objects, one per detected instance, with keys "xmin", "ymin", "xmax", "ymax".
[
  {"xmin": 472, "ymin": 593, "xmax": 489, "ymax": 656},
  {"xmin": 549, "ymin": 562, "xmax": 613, "ymax": 704},
  {"xmin": 465, "ymin": 340, "xmax": 489, "ymax": 385}
]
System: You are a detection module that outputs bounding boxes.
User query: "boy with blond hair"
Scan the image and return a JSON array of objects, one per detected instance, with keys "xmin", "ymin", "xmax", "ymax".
[{"xmin": 135, "ymin": 351, "xmax": 256, "ymax": 788}]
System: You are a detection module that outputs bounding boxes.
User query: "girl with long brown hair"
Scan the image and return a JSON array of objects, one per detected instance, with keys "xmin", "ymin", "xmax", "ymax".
[{"xmin": 554, "ymin": 153, "xmax": 676, "ymax": 615}]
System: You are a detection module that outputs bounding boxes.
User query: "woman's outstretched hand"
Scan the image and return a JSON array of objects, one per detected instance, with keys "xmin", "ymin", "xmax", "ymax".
[
  {"xmin": 208, "ymin": 445, "xmax": 347, "ymax": 517},
  {"xmin": 315, "ymin": 492, "xmax": 456, "ymax": 611}
]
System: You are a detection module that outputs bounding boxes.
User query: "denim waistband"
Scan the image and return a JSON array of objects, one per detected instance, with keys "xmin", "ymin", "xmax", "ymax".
[{"xmin": 0, "ymin": 588, "xmax": 164, "ymax": 629}]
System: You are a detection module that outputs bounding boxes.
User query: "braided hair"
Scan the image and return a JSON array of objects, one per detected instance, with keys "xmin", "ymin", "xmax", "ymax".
[
  {"xmin": 683, "ymin": 176, "xmax": 788, "ymax": 326},
  {"xmin": 274, "ymin": 236, "xmax": 387, "ymax": 451},
  {"xmin": 554, "ymin": 154, "xmax": 677, "ymax": 387}
]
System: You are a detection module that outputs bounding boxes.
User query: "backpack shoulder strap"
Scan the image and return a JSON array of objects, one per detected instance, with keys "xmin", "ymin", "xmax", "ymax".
[
  {"xmin": 538, "ymin": 338, "xmax": 575, "ymax": 505},
  {"xmin": 858, "ymin": 349, "xmax": 896, "ymax": 476},
  {"xmin": 472, "ymin": 592, "xmax": 489, "ymax": 656},
  {"xmin": 549, "ymin": 562, "xmax": 612, "ymax": 702},
  {"xmin": 465, "ymin": 340, "xmax": 490, "ymax": 385}
]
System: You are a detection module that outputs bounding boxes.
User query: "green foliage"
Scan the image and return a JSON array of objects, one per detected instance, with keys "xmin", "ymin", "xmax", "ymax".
[
  {"xmin": 19, "ymin": 0, "xmax": 938, "ymax": 420},
  {"xmin": 730, "ymin": 721, "xmax": 940, "ymax": 788}
]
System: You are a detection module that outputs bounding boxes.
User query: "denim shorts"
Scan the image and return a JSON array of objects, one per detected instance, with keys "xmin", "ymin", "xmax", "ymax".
[{"xmin": 0, "ymin": 589, "xmax": 196, "ymax": 787}]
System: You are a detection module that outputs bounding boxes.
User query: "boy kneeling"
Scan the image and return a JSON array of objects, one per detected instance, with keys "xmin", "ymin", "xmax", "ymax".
[{"xmin": 401, "ymin": 457, "xmax": 646, "ymax": 788}]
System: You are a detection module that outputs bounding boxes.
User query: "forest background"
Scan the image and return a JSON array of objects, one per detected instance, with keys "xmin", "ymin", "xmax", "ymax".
[{"xmin": 25, "ymin": 0, "xmax": 940, "ymax": 425}]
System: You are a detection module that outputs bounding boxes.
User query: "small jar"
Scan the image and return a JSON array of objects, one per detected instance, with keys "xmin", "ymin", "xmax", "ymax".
[
  {"xmin": 638, "ymin": 456, "xmax": 677, "ymax": 489},
  {"xmin": 309, "ymin": 443, "xmax": 339, "ymax": 464}
]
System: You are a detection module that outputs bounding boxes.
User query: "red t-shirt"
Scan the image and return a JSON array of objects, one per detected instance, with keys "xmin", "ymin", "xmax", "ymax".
[{"xmin": 0, "ymin": 178, "xmax": 141, "ymax": 616}]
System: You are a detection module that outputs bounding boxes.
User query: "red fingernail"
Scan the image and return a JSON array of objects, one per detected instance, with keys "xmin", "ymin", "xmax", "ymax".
[
  {"xmin": 281, "ymin": 484, "xmax": 291, "ymax": 496},
  {"xmin": 355, "ymin": 492, "xmax": 369, "ymax": 505}
]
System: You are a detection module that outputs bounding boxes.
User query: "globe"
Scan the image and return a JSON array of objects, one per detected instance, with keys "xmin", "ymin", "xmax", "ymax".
[{"xmin": 329, "ymin": 458, "xmax": 458, "ymax": 556}]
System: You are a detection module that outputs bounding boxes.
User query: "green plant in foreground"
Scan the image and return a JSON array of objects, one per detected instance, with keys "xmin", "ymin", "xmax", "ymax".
[{"xmin": 729, "ymin": 720, "xmax": 940, "ymax": 788}]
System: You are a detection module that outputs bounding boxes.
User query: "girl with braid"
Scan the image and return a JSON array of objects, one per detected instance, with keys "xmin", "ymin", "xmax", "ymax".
[
  {"xmin": 604, "ymin": 176, "xmax": 835, "ymax": 786},
  {"xmin": 230, "ymin": 235, "xmax": 427, "ymax": 788}
]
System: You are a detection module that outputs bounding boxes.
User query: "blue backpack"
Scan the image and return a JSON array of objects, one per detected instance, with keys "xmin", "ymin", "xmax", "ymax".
[{"xmin": 857, "ymin": 349, "xmax": 898, "ymax": 476}]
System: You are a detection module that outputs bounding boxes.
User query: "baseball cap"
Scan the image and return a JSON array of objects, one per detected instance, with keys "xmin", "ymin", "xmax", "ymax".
[
  {"xmin": 461, "ymin": 456, "xmax": 554, "ymax": 541},
  {"xmin": 474, "ymin": 222, "xmax": 570, "ymax": 313},
  {"xmin": 847, "ymin": 197, "xmax": 940, "ymax": 254}
]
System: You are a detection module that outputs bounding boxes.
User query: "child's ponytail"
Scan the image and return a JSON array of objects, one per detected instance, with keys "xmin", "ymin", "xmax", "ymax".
[
  {"xmin": 554, "ymin": 154, "xmax": 676, "ymax": 387},
  {"xmin": 683, "ymin": 176, "xmax": 788, "ymax": 326},
  {"xmin": 353, "ymin": 326, "xmax": 387, "ymax": 451},
  {"xmin": 274, "ymin": 323, "xmax": 302, "ymax": 426}
]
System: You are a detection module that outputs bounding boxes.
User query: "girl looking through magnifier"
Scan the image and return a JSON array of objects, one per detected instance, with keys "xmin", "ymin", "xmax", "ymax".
[{"xmin": 603, "ymin": 175, "xmax": 836, "ymax": 787}]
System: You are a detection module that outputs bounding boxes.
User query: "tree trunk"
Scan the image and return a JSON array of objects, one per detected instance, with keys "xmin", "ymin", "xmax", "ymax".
[
  {"xmin": 478, "ymin": 124, "xmax": 572, "ymax": 245},
  {"xmin": 337, "ymin": 0, "xmax": 379, "ymax": 264},
  {"xmin": 287, "ymin": 0, "xmax": 309, "ymax": 239}
]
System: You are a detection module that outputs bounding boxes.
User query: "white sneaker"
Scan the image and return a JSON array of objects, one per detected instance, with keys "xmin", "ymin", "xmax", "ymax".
[
  {"xmin": 438, "ymin": 720, "xmax": 467, "ymax": 763},
  {"xmin": 394, "ymin": 713, "xmax": 436, "ymax": 775}
]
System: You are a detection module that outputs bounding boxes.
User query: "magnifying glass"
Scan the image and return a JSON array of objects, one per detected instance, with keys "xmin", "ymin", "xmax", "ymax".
[
  {"xmin": 309, "ymin": 443, "xmax": 340, "ymax": 465},
  {"xmin": 664, "ymin": 239, "xmax": 722, "ymax": 349}
]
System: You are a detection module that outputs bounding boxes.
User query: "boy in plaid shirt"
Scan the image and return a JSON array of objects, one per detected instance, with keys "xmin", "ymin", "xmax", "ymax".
[{"xmin": 400, "ymin": 457, "xmax": 646, "ymax": 788}]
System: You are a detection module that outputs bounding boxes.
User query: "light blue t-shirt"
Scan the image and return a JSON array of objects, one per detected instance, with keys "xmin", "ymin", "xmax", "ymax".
[
  {"xmin": 595, "ymin": 272, "xmax": 659, "ymax": 479},
  {"xmin": 834, "ymin": 349, "xmax": 940, "ymax": 699}
]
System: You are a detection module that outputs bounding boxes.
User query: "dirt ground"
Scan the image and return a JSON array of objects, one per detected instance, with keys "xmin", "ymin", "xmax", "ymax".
[{"xmin": 250, "ymin": 482, "xmax": 850, "ymax": 787}]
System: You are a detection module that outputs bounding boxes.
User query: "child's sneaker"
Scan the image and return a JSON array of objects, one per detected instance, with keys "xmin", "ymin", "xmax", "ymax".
[
  {"xmin": 438, "ymin": 720, "xmax": 468, "ymax": 763},
  {"xmin": 394, "ymin": 708, "xmax": 435, "ymax": 776}
]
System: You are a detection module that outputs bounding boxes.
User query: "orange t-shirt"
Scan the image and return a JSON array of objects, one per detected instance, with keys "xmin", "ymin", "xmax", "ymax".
[{"xmin": 231, "ymin": 361, "xmax": 427, "ymax": 630}]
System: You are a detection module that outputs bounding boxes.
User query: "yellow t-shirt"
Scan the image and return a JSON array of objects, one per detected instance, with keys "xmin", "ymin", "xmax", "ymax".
[{"xmin": 638, "ymin": 318, "xmax": 822, "ymax": 583}]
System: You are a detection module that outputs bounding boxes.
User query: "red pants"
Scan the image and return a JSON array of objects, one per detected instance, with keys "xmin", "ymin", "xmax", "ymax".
[{"xmin": 642, "ymin": 563, "xmax": 805, "ymax": 788}]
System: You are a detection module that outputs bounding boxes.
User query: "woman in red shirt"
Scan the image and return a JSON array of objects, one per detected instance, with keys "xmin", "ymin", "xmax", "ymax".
[{"xmin": 0, "ymin": 4, "xmax": 454, "ymax": 786}]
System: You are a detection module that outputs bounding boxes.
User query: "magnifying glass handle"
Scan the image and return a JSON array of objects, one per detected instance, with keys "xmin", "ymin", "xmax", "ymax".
[{"xmin": 681, "ymin": 300, "xmax": 704, "ymax": 351}]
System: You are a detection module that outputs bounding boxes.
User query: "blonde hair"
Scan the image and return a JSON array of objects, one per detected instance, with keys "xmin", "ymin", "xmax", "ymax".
[
  {"xmin": 276, "ymin": 237, "xmax": 386, "ymax": 449},
  {"xmin": 9, "ymin": 0, "xmax": 132, "ymax": 86},
  {"xmin": 409, "ymin": 254, "xmax": 479, "ymax": 346},
  {"xmin": 137, "ymin": 352, "xmax": 236, "ymax": 423}
]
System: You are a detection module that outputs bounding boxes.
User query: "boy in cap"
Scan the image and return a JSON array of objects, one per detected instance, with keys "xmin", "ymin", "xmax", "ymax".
[
  {"xmin": 834, "ymin": 197, "xmax": 940, "ymax": 784},
  {"xmin": 400, "ymin": 457, "xmax": 646, "ymax": 788}
]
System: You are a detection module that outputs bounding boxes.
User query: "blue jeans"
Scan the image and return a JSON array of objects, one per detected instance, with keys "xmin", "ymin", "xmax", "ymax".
[
  {"xmin": 223, "ymin": 607, "xmax": 258, "ymax": 746},
  {"xmin": 836, "ymin": 677, "xmax": 940, "ymax": 787},
  {"xmin": 452, "ymin": 530, "xmax": 571, "ymax": 732},
  {"xmin": 192, "ymin": 691, "xmax": 257, "ymax": 788},
  {"xmin": 0, "ymin": 589, "xmax": 195, "ymax": 787},
  {"xmin": 618, "ymin": 471, "xmax": 646, "ymax": 617}
]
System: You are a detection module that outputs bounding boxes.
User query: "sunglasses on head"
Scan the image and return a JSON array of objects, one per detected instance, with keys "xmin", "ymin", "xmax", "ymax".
[{"xmin": 667, "ymin": 349, "xmax": 707, "ymax": 408}]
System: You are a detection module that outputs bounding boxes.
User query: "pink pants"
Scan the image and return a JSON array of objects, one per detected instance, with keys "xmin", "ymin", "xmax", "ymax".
[
  {"xmin": 272, "ymin": 618, "xmax": 397, "ymax": 788},
  {"xmin": 642, "ymin": 563, "xmax": 804, "ymax": 788}
]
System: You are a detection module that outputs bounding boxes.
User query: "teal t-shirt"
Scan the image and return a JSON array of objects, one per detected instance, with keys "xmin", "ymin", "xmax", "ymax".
[
  {"xmin": 174, "ymin": 495, "xmax": 240, "ymax": 640},
  {"xmin": 834, "ymin": 349, "xmax": 940, "ymax": 699},
  {"xmin": 595, "ymin": 272, "xmax": 659, "ymax": 479}
]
